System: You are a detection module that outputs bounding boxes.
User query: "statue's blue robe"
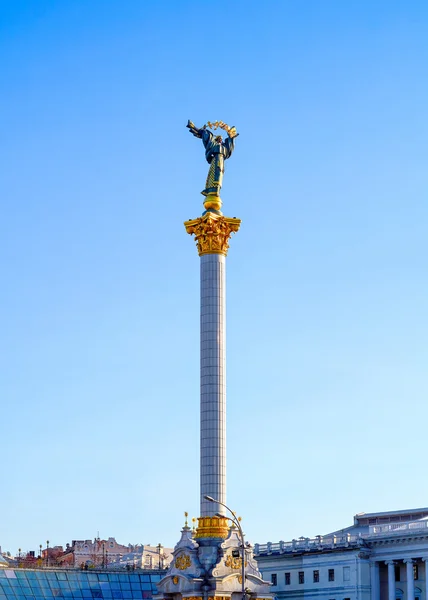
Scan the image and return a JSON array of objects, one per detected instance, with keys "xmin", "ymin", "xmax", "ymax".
[{"xmin": 201, "ymin": 131, "xmax": 235, "ymax": 196}]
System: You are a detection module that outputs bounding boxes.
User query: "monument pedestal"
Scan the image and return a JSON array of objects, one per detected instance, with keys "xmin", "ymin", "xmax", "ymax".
[{"xmin": 156, "ymin": 523, "xmax": 272, "ymax": 600}]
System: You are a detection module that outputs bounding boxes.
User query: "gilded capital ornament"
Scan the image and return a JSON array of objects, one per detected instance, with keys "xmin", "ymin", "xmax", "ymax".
[{"xmin": 184, "ymin": 212, "xmax": 241, "ymax": 257}]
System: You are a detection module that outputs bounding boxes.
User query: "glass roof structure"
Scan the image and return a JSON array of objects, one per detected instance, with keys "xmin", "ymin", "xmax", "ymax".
[{"xmin": 0, "ymin": 569, "xmax": 164, "ymax": 600}]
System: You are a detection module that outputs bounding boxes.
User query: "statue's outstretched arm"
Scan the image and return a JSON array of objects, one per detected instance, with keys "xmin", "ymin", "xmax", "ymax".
[{"xmin": 186, "ymin": 119, "xmax": 205, "ymax": 139}]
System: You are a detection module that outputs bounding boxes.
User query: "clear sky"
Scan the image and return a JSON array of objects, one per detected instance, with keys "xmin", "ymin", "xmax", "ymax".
[{"xmin": 1, "ymin": 0, "xmax": 428, "ymax": 555}]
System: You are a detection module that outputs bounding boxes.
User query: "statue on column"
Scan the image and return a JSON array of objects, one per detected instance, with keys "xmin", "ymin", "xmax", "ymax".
[{"xmin": 187, "ymin": 120, "xmax": 239, "ymax": 211}]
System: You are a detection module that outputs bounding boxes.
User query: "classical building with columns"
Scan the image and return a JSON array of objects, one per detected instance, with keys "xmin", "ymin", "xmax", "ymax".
[{"xmin": 254, "ymin": 508, "xmax": 428, "ymax": 600}]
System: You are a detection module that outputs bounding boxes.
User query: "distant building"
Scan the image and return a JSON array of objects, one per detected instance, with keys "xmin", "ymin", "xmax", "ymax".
[
  {"xmin": 50, "ymin": 539, "xmax": 172, "ymax": 570},
  {"xmin": 108, "ymin": 545, "xmax": 173, "ymax": 570},
  {"xmin": 0, "ymin": 553, "xmax": 9, "ymax": 568},
  {"xmin": 255, "ymin": 507, "xmax": 428, "ymax": 600},
  {"xmin": 16, "ymin": 550, "xmax": 41, "ymax": 569},
  {"xmin": 42, "ymin": 546, "xmax": 64, "ymax": 567},
  {"xmin": 55, "ymin": 538, "xmax": 131, "ymax": 568}
]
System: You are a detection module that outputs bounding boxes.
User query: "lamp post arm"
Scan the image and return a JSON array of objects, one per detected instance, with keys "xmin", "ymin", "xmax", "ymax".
[
  {"xmin": 210, "ymin": 497, "xmax": 246, "ymax": 600},
  {"xmin": 213, "ymin": 499, "xmax": 245, "ymax": 542}
]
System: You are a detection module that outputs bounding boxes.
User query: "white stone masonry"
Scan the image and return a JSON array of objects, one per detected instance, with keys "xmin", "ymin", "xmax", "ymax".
[{"xmin": 200, "ymin": 253, "xmax": 226, "ymax": 517}]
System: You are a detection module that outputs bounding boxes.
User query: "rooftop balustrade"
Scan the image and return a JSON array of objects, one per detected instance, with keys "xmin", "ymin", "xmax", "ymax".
[
  {"xmin": 254, "ymin": 534, "xmax": 363, "ymax": 556},
  {"xmin": 369, "ymin": 519, "xmax": 428, "ymax": 536},
  {"xmin": 255, "ymin": 519, "xmax": 428, "ymax": 555}
]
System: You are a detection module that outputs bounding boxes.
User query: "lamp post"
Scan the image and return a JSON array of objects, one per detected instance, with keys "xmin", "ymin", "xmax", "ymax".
[
  {"xmin": 46, "ymin": 541, "xmax": 49, "ymax": 568},
  {"xmin": 204, "ymin": 495, "xmax": 246, "ymax": 600},
  {"xmin": 157, "ymin": 543, "xmax": 162, "ymax": 570}
]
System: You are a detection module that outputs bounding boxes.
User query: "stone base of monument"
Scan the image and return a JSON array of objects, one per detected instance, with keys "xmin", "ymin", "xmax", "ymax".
[{"xmin": 154, "ymin": 525, "xmax": 272, "ymax": 600}]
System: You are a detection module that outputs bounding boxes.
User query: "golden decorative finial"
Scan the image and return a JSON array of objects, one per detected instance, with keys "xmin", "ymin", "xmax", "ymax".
[
  {"xmin": 192, "ymin": 518, "xmax": 196, "ymax": 531},
  {"xmin": 184, "ymin": 511, "xmax": 188, "ymax": 527}
]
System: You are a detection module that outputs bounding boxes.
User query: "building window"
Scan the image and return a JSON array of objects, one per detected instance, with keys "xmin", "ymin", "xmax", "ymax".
[
  {"xmin": 285, "ymin": 573, "xmax": 291, "ymax": 585},
  {"xmin": 271, "ymin": 574, "xmax": 277, "ymax": 586},
  {"xmin": 395, "ymin": 566, "xmax": 400, "ymax": 582},
  {"xmin": 343, "ymin": 566, "xmax": 350, "ymax": 582},
  {"xmin": 299, "ymin": 572, "xmax": 305, "ymax": 584},
  {"xmin": 329, "ymin": 569, "xmax": 335, "ymax": 582},
  {"xmin": 313, "ymin": 570, "xmax": 319, "ymax": 583},
  {"xmin": 413, "ymin": 564, "xmax": 419, "ymax": 580}
]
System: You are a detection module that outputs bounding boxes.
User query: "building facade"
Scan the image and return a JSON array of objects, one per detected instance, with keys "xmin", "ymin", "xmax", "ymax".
[
  {"xmin": 255, "ymin": 508, "xmax": 428, "ymax": 600},
  {"xmin": 108, "ymin": 547, "xmax": 173, "ymax": 571}
]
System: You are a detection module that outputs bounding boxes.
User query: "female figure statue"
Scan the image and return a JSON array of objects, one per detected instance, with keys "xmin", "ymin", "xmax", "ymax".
[{"xmin": 187, "ymin": 120, "xmax": 239, "ymax": 200}]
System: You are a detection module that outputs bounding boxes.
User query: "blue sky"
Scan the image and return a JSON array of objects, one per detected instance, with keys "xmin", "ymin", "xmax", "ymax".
[{"xmin": 1, "ymin": 0, "xmax": 428, "ymax": 554}]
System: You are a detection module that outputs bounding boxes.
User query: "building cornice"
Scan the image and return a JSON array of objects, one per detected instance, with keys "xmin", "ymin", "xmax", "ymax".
[{"xmin": 369, "ymin": 533, "xmax": 428, "ymax": 546}]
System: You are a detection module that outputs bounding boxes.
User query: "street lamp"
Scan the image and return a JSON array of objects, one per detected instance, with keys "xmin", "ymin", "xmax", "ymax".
[
  {"xmin": 204, "ymin": 495, "xmax": 247, "ymax": 600},
  {"xmin": 157, "ymin": 543, "xmax": 162, "ymax": 570},
  {"xmin": 46, "ymin": 541, "xmax": 49, "ymax": 568}
]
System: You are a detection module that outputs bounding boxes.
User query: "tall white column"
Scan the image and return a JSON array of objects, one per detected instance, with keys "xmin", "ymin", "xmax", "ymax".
[
  {"xmin": 185, "ymin": 210, "xmax": 240, "ymax": 532},
  {"xmin": 422, "ymin": 558, "xmax": 428, "ymax": 600},
  {"xmin": 371, "ymin": 561, "xmax": 380, "ymax": 600},
  {"xmin": 405, "ymin": 559, "xmax": 415, "ymax": 600},
  {"xmin": 200, "ymin": 253, "xmax": 226, "ymax": 517},
  {"xmin": 386, "ymin": 561, "xmax": 396, "ymax": 600}
]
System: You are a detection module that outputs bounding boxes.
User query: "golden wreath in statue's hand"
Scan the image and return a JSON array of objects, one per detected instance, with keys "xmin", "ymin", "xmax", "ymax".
[
  {"xmin": 205, "ymin": 121, "xmax": 239, "ymax": 139},
  {"xmin": 186, "ymin": 119, "xmax": 239, "ymax": 139}
]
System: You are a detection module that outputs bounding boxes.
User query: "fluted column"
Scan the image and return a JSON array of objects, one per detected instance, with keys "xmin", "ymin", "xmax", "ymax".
[
  {"xmin": 371, "ymin": 561, "xmax": 380, "ymax": 600},
  {"xmin": 405, "ymin": 559, "xmax": 415, "ymax": 600},
  {"xmin": 386, "ymin": 561, "xmax": 396, "ymax": 600}
]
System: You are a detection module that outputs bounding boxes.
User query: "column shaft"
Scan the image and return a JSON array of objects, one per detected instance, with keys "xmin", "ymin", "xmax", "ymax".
[
  {"xmin": 406, "ymin": 560, "xmax": 415, "ymax": 600},
  {"xmin": 371, "ymin": 561, "xmax": 380, "ymax": 600},
  {"xmin": 423, "ymin": 560, "xmax": 428, "ymax": 600},
  {"xmin": 386, "ymin": 562, "xmax": 395, "ymax": 600},
  {"xmin": 200, "ymin": 253, "xmax": 226, "ymax": 517}
]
